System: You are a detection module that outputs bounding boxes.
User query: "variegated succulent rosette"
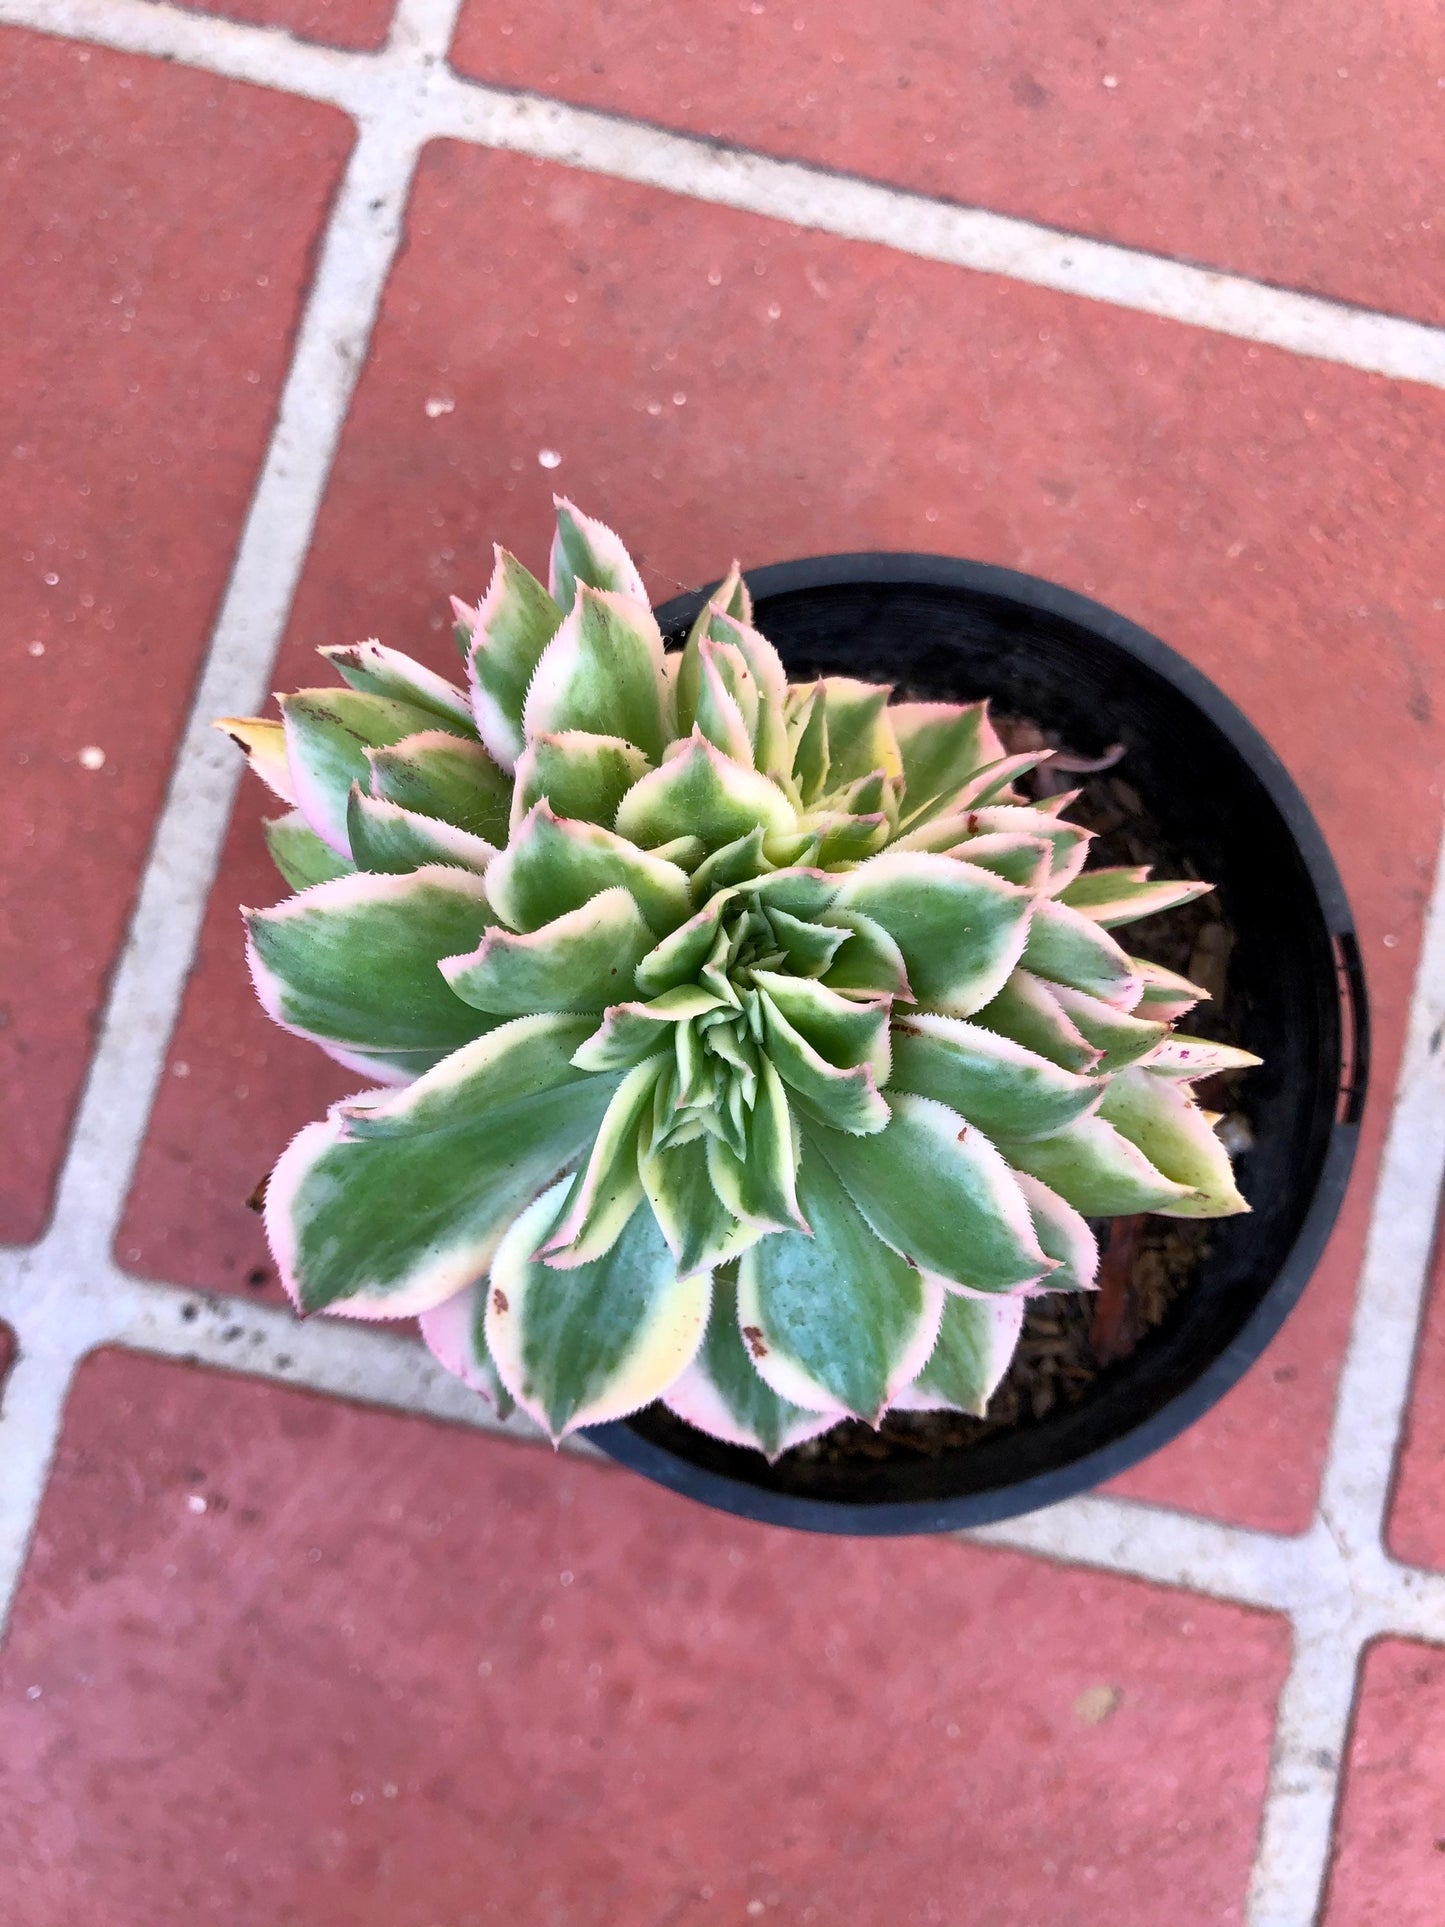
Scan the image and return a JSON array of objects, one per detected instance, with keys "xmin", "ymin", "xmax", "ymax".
[{"xmin": 220, "ymin": 501, "xmax": 1257, "ymax": 1460}]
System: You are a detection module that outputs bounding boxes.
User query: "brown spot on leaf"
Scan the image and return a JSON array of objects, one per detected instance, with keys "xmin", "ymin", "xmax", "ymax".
[
  {"xmin": 956, "ymin": 1126, "xmax": 969, "ymax": 1141},
  {"xmin": 245, "ymin": 1170, "xmax": 270, "ymax": 1213},
  {"xmin": 741, "ymin": 1325, "xmax": 768, "ymax": 1359},
  {"xmin": 492, "ymin": 1289, "xmax": 509, "ymax": 1315}
]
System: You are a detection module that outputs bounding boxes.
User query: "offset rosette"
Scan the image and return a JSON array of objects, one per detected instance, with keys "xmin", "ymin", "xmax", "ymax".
[{"xmin": 221, "ymin": 502, "xmax": 1256, "ymax": 1456}]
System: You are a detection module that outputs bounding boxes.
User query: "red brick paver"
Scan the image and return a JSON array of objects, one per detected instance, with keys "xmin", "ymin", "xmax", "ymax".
[
  {"xmin": 178, "ymin": 0, "xmax": 392, "ymax": 51},
  {"xmin": 122, "ymin": 141, "xmax": 1445, "ymax": 1533},
  {"xmin": 0, "ymin": 1350, "xmax": 1288, "ymax": 1927},
  {"xmin": 451, "ymin": 0, "xmax": 1445, "ymax": 328},
  {"xmin": 1387, "ymin": 1198, "xmax": 1445, "ymax": 1572},
  {"xmin": 1323, "ymin": 1639, "xmax": 1445, "ymax": 1926},
  {"xmin": 0, "ymin": 31, "xmax": 353, "ymax": 1244}
]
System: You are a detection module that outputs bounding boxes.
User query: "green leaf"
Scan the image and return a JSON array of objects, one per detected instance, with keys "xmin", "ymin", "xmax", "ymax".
[
  {"xmin": 689, "ymin": 826, "xmax": 773, "ymax": 901},
  {"xmin": 263, "ymin": 810, "xmax": 355, "ymax": 891},
  {"xmin": 692, "ymin": 639, "xmax": 758, "ymax": 766},
  {"xmin": 418, "ymin": 1284, "xmax": 516, "ymax": 1418},
  {"xmin": 944, "ymin": 831, "xmax": 1053, "ymax": 890},
  {"xmin": 890, "ymin": 700, "xmax": 1003, "ymax": 815},
  {"xmin": 833, "ymin": 851, "xmax": 1034, "ymax": 1017},
  {"xmin": 788, "ymin": 683, "xmax": 830, "ymax": 804},
  {"xmin": 615, "ymin": 734, "xmax": 796, "ymax": 853},
  {"xmin": 707, "ymin": 610, "xmax": 791, "ymax": 780},
  {"xmin": 904, "ymin": 1294, "xmax": 1024, "ymax": 1416},
  {"xmin": 1021, "ymin": 899, "xmax": 1142, "ymax": 1008},
  {"xmin": 548, "ymin": 498, "xmax": 648, "ymax": 612},
  {"xmin": 1097, "ymin": 1068, "xmax": 1249, "ymax": 1216},
  {"xmin": 756, "ymin": 993, "xmax": 890, "ymax": 1135},
  {"xmin": 1131, "ymin": 958, "xmax": 1210, "ymax": 1021},
  {"xmin": 571, "ymin": 986, "xmax": 723, "ymax": 1074},
  {"xmin": 1145, "ymin": 1034, "xmax": 1263, "ymax": 1080},
  {"xmin": 319, "ymin": 640, "xmax": 476, "ymax": 734},
  {"xmin": 265, "ymin": 1026, "xmax": 614, "ymax": 1317},
  {"xmin": 750, "ymin": 971, "xmax": 889, "ymax": 1079},
  {"xmin": 1047, "ymin": 980, "xmax": 1167, "ymax": 1072},
  {"xmin": 540, "ymin": 1059, "xmax": 662, "ymax": 1265},
  {"xmin": 971, "ymin": 969, "xmax": 1102, "ymax": 1074},
  {"xmin": 704, "ymin": 1058, "xmax": 806, "ymax": 1232},
  {"xmin": 487, "ymin": 1181, "xmax": 710, "ymax": 1440},
  {"xmin": 487, "ymin": 803, "xmax": 692, "ymax": 936},
  {"xmin": 811, "ymin": 1093, "xmax": 1053, "ymax": 1293},
  {"xmin": 817, "ymin": 677, "xmax": 901, "ymax": 788},
  {"xmin": 999, "ymin": 1114, "xmax": 1194, "ymax": 1214},
  {"xmin": 1014, "ymin": 1172, "xmax": 1098, "ymax": 1293},
  {"xmin": 818, "ymin": 909, "xmax": 913, "ymax": 1000},
  {"xmin": 890, "ymin": 1012, "xmax": 1101, "ymax": 1140},
  {"xmin": 663, "ymin": 1263, "xmax": 830, "ymax": 1458},
  {"xmin": 737, "ymin": 1146, "xmax": 942, "ymax": 1419},
  {"xmin": 1060, "ymin": 866, "xmax": 1214, "ymax": 927},
  {"xmin": 441, "ymin": 885, "xmax": 656, "ymax": 1015},
  {"xmin": 346, "ymin": 789, "xmax": 495, "ymax": 876},
  {"xmin": 511, "ymin": 730, "xmax": 651, "ymax": 831},
  {"xmin": 467, "ymin": 547, "xmax": 564, "ymax": 770},
  {"xmin": 216, "ymin": 716, "xmax": 297, "ymax": 805},
  {"xmin": 764, "ymin": 908, "xmax": 849, "ymax": 978},
  {"xmin": 279, "ymin": 689, "xmax": 463, "ymax": 856},
  {"xmin": 336, "ymin": 1013, "xmax": 597, "ymax": 1139},
  {"xmin": 639, "ymin": 1140, "xmax": 759, "ymax": 1272},
  {"xmin": 907, "ymin": 803, "xmax": 1090, "ymax": 887},
  {"xmin": 524, "ymin": 585, "xmax": 669, "ymax": 761},
  {"xmin": 366, "ymin": 730, "xmax": 511, "ymax": 846},
  {"xmin": 246, "ymin": 867, "xmax": 499, "ymax": 1075}
]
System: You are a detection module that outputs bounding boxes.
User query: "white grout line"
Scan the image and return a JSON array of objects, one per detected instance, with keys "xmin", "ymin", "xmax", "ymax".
[
  {"xmin": 0, "ymin": 4, "xmax": 1444, "ymax": 1923},
  {"xmin": 1242, "ymin": 820, "xmax": 1445, "ymax": 1924},
  {"xmin": 2, "ymin": 0, "xmax": 1444, "ymax": 391}
]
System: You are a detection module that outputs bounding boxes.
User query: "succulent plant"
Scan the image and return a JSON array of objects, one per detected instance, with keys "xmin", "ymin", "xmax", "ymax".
[{"xmin": 221, "ymin": 501, "xmax": 1258, "ymax": 1458}]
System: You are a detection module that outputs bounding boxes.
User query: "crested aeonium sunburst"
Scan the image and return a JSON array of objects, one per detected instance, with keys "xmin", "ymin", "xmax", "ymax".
[{"xmin": 220, "ymin": 500, "xmax": 1258, "ymax": 1458}]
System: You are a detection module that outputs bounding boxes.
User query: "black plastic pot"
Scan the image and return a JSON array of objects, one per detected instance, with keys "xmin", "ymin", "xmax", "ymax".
[{"xmin": 587, "ymin": 555, "xmax": 1368, "ymax": 1535}]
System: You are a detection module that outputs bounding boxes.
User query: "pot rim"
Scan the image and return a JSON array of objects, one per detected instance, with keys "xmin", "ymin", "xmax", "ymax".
[{"xmin": 586, "ymin": 552, "xmax": 1368, "ymax": 1534}]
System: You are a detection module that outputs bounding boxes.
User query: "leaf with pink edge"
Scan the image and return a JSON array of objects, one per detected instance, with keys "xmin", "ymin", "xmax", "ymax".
[
  {"xmin": 571, "ymin": 985, "xmax": 724, "ymax": 1074},
  {"xmin": 440, "ymin": 885, "xmax": 655, "ymax": 1015},
  {"xmin": 264, "ymin": 1026, "xmax": 613, "ymax": 1318},
  {"xmin": 319, "ymin": 639, "xmax": 476, "ymax": 734},
  {"xmin": 245, "ymin": 867, "xmax": 499, "ymax": 1075},
  {"xmin": 640, "ymin": 1138, "xmax": 760, "ymax": 1272},
  {"xmin": 1098, "ymin": 1068, "xmax": 1249, "ymax": 1217},
  {"xmin": 1021, "ymin": 899, "xmax": 1142, "ymax": 1008},
  {"xmin": 811, "ymin": 1093, "xmax": 1053, "ymax": 1294},
  {"xmin": 539, "ymin": 1058, "xmax": 662, "ymax": 1266},
  {"xmin": 833, "ymin": 852, "xmax": 1034, "ymax": 1018},
  {"xmin": 898, "ymin": 1294, "xmax": 1024, "ymax": 1416},
  {"xmin": 418, "ymin": 1283, "xmax": 516, "ymax": 1418},
  {"xmin": 890, "ymin": 1012, "xmax": 1100, "ymax": 1140},
  {"xmin": 1014, "ymin": 1172, "xmax": 1098, "ymax": 1293},
  {"xmin": 998, "ymin": 1114, "xmax": 1194, "ymax": 1215},
  {"xmin": 346, "ymin": 789, "xmax": 495, "ymax": 876},
  {"xmin": 548, "ymin": 498, "xmax": 648, "ymax": 612},
  {"xmin": 216, "ymin": 716, "xmax": 297, "ymax": 805},
  {"xmin": 890, "ymin": 700, "xmax": 1004, "ymax": 815},
  {"xmin": 263, "ymin": 810, "xmax": 355, "ymax": 891},
  {"xmin": 663, "ymin": 1262, "xmax": 831, "ymax": 1458},
  {"xmin": 754, "ymin": 991, "xmax": 890, "ymax": 1136},
  {"xmin": 511, "ymin": 731, "xmax": 651, "ymax": 831},
  {"xmin": 366, "ymin": 730, "xmax": 511, "ymax": 846},
  {"xmin": 615, "ymin": 734, "xmax": 796, "ymax": 853},
  {"xmin": 1059, "ymin": 866, "xmax": 1215, "ymax": 927},
  {"xmin": 1144, "ymin": 1035, "xmax": 1262, "ymax": 1080},
  {"xmin": 466, "ymin": 546, "xmax": 564, "ymax": 770},
  {"xmin": 279, "ymin": 689, "xmax": 468, "ymax": 856},
  {"xmin": 736, "ymin": 1145, "xmax": 943, "ymax": 1420},
  {"xmin": 487, "ymin": 803, "xmax": 692, "ymax": 936},
  {"xmin": 524, "ymin": 586, "xmax": 668, "ymax": 761},
  {"xmin": 1046, "ymin": 980, "xmax": 1167, "ymax": 1072},
  {"xmin": 972, "ymin": 970, "xmax": 1103, "ymax": 1074},
  {"xmin": 486, "ymin": 1180, "xmax": 710, "ymax": 1441},
  {"xmin": 1131, "ymin": 958, "xmax": 1211, "ymax": 1021}
]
